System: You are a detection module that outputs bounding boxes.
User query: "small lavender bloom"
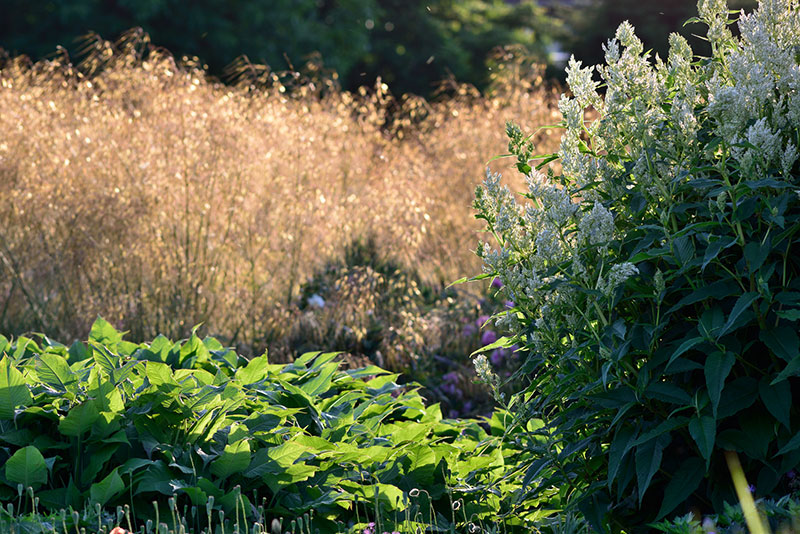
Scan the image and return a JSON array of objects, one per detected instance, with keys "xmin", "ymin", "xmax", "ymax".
[
  {"xmin": 476, "ymin": 315, "xmax": 490, "ymax": 327},
  {"xmin": 748, "ymin": 484, "xmax": 756, "ymax": 494},
  {"xmin": 481, "ymin": 330, "xmax": 498, "ymax": 346},
  {"xmin": 441, "ymin": 383, "xmax": 462, "ymax": 399},
  {"xmin": 463, "ymin": 400, "xmax": 474, "ymax": 413},
  {"xmin": 491, "ymin": 277, "xmax": 503, "ymax": 289},
  {"xmin": 504, "ymin": 300, "xmax": 515, "ymax": 309},
  {"xmin": 788, "ymin": 470, "xmax": 796, "ymax": 479},
  {"xmin": 462, "ymin": 323, "xmax": 477, "ymax": 337},
  {"xmin": 490, "ymin": 348, "xmax": 505, "ymax": 366},
  {"xmin": 442, "ymin": 371, "xmax": 459, "ymax": 383}
]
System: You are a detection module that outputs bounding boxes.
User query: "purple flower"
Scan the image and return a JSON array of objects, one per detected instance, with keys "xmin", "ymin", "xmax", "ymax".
[
  {"xmin": 442, "ymin": 371, "xmax": 459, "ymax": 383},
  {"xmin": 748, "ymin": 484, "xmax": 756, "ymax": 494},
  {"xmin": 463, "ymin": 401, "xmax": 474, "ymax": 413},
  {"xmin": 491, "ymin": 278, "xmax": 503, "ymax": 289},
  {"xmin": 788, "ymin": 470, "xmax": 797, "ymax": 479},
  {"xmin": 476, "ymin": 315, "xmax": 490, "ymax": 327},
  {"xmin": 462, "ymin": 323, "xmax": 477, "ymax": 337},
  {"xmin": 481, "ymin": 330, "xmax": 497, "ymax": 346},
  {"xmin": 490, "ymin": 348, "xmax": 505, "ymax": 366},
  {"xmin": 442, "ymin": 383, "xmax": 462, "ymax": 398},
  {"xmin": 504, "ymin": 300, "xmax": 515, "ymax": 309}
]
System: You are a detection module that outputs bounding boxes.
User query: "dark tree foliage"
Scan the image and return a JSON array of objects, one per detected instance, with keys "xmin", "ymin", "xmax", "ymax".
[
  {"xmin": 0, "ymin": 0, "xmax": 557, "ymax": 96},
  {"xmin": 556, "ymin": 0, "xmax": 757, "ymax": 70}
]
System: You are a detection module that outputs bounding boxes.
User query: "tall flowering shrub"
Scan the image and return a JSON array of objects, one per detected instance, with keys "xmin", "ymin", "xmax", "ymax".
[{"xmin": 474, "ymin": 0, "xmax": 800, "ymax": 529}]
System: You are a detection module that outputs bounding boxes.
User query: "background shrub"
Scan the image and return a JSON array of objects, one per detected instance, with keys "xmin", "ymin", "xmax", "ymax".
[{"xmin": 474, "ymin": 0, "xmax": 800, "ymax": 530}]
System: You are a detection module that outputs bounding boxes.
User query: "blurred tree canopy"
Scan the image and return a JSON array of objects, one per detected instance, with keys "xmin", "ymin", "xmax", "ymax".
[
  {"xmin": 555, "ymin": 0, "xmax": 758, "ymax": 71},
  {"xmin": 0, "ymin": 0, "xmax": 559, "ymax": 96}
]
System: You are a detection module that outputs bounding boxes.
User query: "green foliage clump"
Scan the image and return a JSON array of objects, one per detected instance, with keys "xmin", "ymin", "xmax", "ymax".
[
  {"xmin": 0, "ymin": 318, "xmax": 535, "ymax": 533},
  {"xmin": 473, "ymin": 0, "xmax": 800, "ymax": 530}
]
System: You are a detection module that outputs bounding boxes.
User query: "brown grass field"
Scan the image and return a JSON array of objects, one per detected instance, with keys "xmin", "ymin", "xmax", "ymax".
[{"xmin": 0, "ymin": 33, "xmax": 561, "ymax": 357}]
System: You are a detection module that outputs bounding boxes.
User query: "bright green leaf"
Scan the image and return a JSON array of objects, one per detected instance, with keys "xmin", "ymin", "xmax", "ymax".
[
  {"xmin": 0, "ymin": 356, "xmax": 32, "ymax": 419},
  {"xmin": 5, "ymin": 446, "xmax": 47, "ymax": 489}
]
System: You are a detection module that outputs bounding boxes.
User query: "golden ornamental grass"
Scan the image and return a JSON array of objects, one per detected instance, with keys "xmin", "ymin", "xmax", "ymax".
[{"xmin": 0, "ymin": 32, "xmax": 560, "ymax": 352}]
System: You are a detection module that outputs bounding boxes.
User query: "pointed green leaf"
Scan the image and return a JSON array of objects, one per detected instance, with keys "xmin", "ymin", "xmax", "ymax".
[
  {"xmin": 89, "ymin": 317, "xmax": 123, "ymax": 345},
  {"xmin": 772, "ymin": 356, "xmax": 800, "ymax": 384},
  {"xmin": 5, "ymin": 446, "xmax": 47, "ymax": 489},
  {"xmin": 717, "ymin": 293, "xmax": 758, "ymax": 338},
  {"xmin": 759, "ymin": 377, "xmax": 791, "ymax": 429},
  {"xmin": 689, "ymin": 415, "xmax": 716, "ymax": 465},
  {"xmin": 34, "ymin": 353, "xmax": 76, "ymax": 393},
  {"xmin": 0, "ymin": 356, "xmax": 32, "ymax": 419},
  {"xmin": 635, "ymin": 435, "xmax": 667, "ymax": 504},
  {"xmin": 666, "ymin": 337, "xmax": 704, "ymax": 370},
  {"xmin": 210, "ymin": 439, "xmax": 251, "ymax": 479},
  {"xmin": 89, "ymin": 468, "xmax": 124, "ymax": 506},
  {"xmin": 776, "ymin": 432, "xmax": 800, "ymax": 456},
  {"xmin": 761, "ymin": 327, "xmax": 799, "ymax": 363},
  {"xmin": 58, "ymin": 402, "xmax": 100, "ymax": 437},
  {"xmin": 656, "ymin": 457, "xmax": 705, "ymax": 520},
  {"xmin": 298, "ymin": 362, "xmax": 338, "ymax": 397},
  {"xmin": 236, "ymin": 355, "xmax": 269, "ymax": 385},
  {"xmin": 705, "ymin": 351, "xmax": 735, "ymax": 417}
]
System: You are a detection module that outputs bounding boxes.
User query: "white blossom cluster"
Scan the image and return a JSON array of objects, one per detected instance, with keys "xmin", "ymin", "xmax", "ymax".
[{"xmin": 474, "ymin": 0, "xmax": 800, "ymax": 361}]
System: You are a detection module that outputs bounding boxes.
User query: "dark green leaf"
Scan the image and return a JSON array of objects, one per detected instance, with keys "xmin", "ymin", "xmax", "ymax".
[
  {"xmin": 717, "ymin": 293, "xmax": 758, "ymax": 339},
  {"xmin": 656, "ymin": 457, "xmax": 705, "ymax": 520},
  {"xmin": 759, "ymin": 377, "xmax": 791, "ymax": 429},
  {"xmin": 760, "ymin": 326, "xmax": 799, "ymax": 363},
  {"xmin": 58, "ymin": 402, "xmax": 100, "ymax": 437},
  {"xmin": 705, "ymin": 351, "xmax": 735, "ymax": 417},
  {"xmin": 689, "ymin": 415, "xmax": 716, "ymax": 465},
  {"xmin": 89, "ymin": 468, "xmax": 124, "ymax": 506},
  {"xmin": 635, "ymin": 434, "xmax": 668, "ymax": 504}
]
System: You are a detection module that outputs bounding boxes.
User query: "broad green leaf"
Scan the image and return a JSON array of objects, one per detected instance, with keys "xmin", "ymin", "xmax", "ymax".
[
  {"xmin": 298, "ymin": 362, "xmax": 338, "ymax": 397},
  {"xmin": 91, "ymin": 343, "xmax": 120, "ymax": 377},
  {"xmin": 777, "ymin": 309, "xmax": 800, "ymax": 321},
  {"xmin": 0, "ymin": 356, "xmax": 32, "ymax": 419},
  {"xmin": 406, "ymin": 444, "xmax": 437, "ymax": 485},
  {"xmin": 236, "ymin": 355, "xmax": 269, "ymax": 384},
  {"xmin": 5, "ymin": 446, "xmax": 47, "ymax": 489},
  {"xmin": 88, "ymin": 367, "xmax": 124, "ymax": 414},
  {"xmin": 761, "ymin": 327, "xmax": 799, "ymax": 363},
  {"xmin": 656, "ymin": 458, "xmax": 705, "ymax": 520},
  {"xmin": 672, "ymin": 234, "xmax": 695, "ymax": 265},
  {"xmin": 705, "ymin": 351, "xmax": 735, "ymax": 417},
  {"xmin": 89, "ymin": 317, "xmax": 123, "ymax": 345},
  {"xmin": 759, "ymin": 377, "xmax": 791, "ymax": 429},
  {"xmin": 58, "ymin": 402, "xmax": 100, "ymax": 437},
  {"xmin": 34, "ymin": 353, "xmax": 76, "ymax": 393},
  {"xmin": 89, "ymin": 468, "xmax": 124, "ymax": 506},
  {"xmin": 744, "ymin": 238, "xmax": 771, "ymax": 273},
  {"xmin": 635, "ymin": 434, "xmax": 667, "ymax": 504},
  {"xmin": 145, "ymin": 361, "xmax": 177, "ymax": 387},
  {"xmin": 689, "ymin": 415, "xmax": 716, "ymax": 465},
  {"xmin": 210, "ymin": 439, "xmax": 251, "ymax": 479},
  {"xmin": 717, "ymin": 292, "xmax": 758, "ymax": 339},
  {"xmin": 267, "ymin": 440, "xmax": 312, "ymax": 469}
]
